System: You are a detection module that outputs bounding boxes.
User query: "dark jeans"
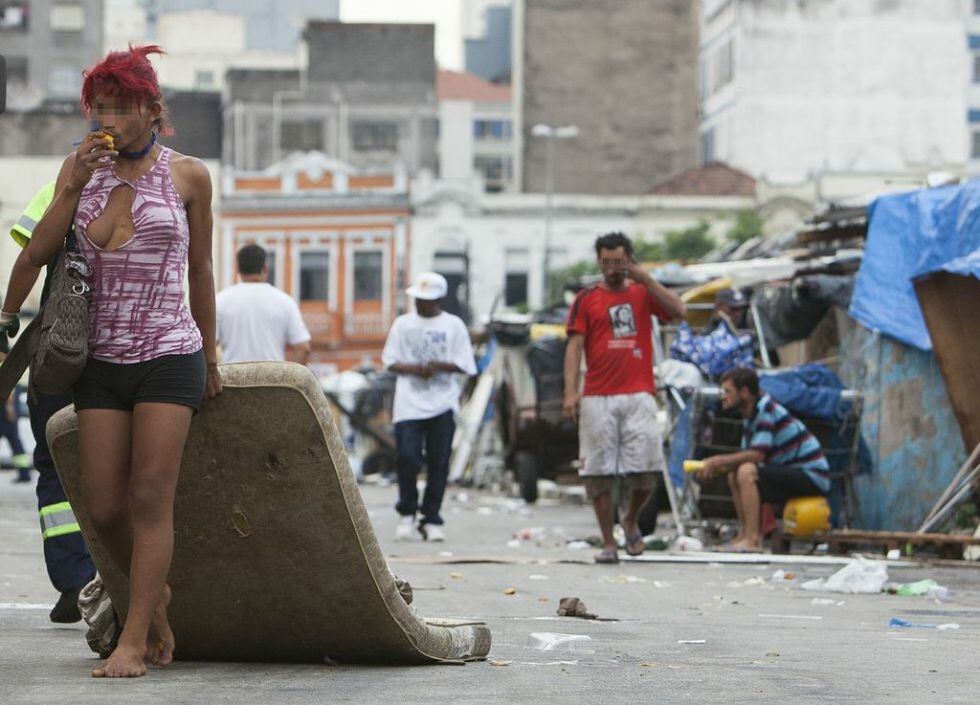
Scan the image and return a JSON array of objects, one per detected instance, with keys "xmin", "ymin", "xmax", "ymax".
[
  {"xmin": 29, "ymin": 391, "xmax": 96, "ymax": 593},
  {"xmin": 0, "ymin": 410, "xmax": 26, "ymax": 456},
  {"xmin": 394, "ymin": 410, "xmax": 455, "ymax": 526}
]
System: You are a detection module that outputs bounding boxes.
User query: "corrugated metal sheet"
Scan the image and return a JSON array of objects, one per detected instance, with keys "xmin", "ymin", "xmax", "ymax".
[{"xmin": 840, "ymin": 322, "xmax": 966, "ymax": 530}]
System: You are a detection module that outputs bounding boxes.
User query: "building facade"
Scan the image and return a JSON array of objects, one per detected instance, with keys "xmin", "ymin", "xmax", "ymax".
[
  {"xmin": 464, "ymin": 3, "xmax": 512, "ymax": 84},
  {"xmin": 410, "ymin": 172, "xmax": 757, "ymax": 323},
  {"xmin": 513, "ymin": 0, "xmax": 700, "ymax": 194},
  {"xmin": 700, "ymin": 0, "xmax": 968, "ymax": 182},
  {"xmin": 1, "ymin": 0, "xmax": 105, "ymax": 109},
  {"xmin": 223, "ymin": 22, "xmax": 439, "ymax": 175},
  {"xmin": 219, "ymin": 153, "xmax": 410, "ymax": 372},
  {"xmin": 437, "ymin": 70, "xmax": 515, "ymax": 192}
]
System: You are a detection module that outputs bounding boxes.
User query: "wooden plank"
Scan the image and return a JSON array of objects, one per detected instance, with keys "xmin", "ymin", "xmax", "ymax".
[
  {"xmin": 914, "ymin": 272, "xmax": 980, "ymax": 453},
  {"xmin": 796, "ymin": 223, "xmax": 867, "ymax": 245}
]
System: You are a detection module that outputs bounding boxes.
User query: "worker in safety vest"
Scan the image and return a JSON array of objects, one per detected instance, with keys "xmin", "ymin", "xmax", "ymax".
[{"xmin": 1, "ymin": 182, "xmax": 96, "ymax": 623}]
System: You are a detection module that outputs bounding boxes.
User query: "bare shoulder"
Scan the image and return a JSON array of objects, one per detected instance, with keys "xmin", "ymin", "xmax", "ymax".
[
  {"xmin": 171, "ymin": 151, "xmax": 211, "ymax": 182},
  {"xmin": 169, "ymin": 150, "xmax": 212, "ymax": 204}
]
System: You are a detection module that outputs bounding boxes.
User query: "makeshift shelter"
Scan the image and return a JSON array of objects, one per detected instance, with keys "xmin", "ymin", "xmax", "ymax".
[{"xmin": 843, "ymin": 182, "xmax": 980, "ymax": 530}]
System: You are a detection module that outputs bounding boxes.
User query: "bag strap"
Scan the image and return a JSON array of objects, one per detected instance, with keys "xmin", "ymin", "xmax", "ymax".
[{"xmin": 65, "ymin": 227, "xmax": 79, "ymax": 254}]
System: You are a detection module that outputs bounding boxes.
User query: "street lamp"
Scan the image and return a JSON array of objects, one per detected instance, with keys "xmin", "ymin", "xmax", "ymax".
[{"xmin": 531, "ymin": 123, "xmax": 579, "ymax": 306}]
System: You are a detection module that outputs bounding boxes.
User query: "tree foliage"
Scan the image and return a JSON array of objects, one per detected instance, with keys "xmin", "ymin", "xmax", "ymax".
[
  {"xmin": 726, "ymin": 210, "xmax": 764, "ymax": 244},
  {"xmin": 663, "ymin": 220, "xmax": 715, "ymax": 261}
]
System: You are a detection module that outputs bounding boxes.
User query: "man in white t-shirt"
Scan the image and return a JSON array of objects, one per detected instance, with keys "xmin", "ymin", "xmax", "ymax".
[
  {"xmin": 217, "ymin": 244, "xmax": 312, "ymax": 364},
  {"xmin": 382, "ymin": 272, "xmax": 476, "ymax": 542}
]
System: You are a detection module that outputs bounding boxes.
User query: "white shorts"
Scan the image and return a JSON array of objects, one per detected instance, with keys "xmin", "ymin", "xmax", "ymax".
[{"xmin": 578, "ymin": 392, "xmax": 667, "ymax": 477}]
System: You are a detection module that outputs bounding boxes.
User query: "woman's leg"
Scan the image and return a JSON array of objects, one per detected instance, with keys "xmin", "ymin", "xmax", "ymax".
[
  {"xmin": 77, "ymin": 409, "xmax": 140, "ymax": 676},
  {"xmin": 116, "ymin": 402, "xmax": 193, "ymax": 673}
]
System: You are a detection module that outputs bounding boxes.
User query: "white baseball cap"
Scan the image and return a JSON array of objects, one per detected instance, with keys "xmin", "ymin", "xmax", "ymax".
[{"xmin": 405, "ymin": 272, "xmax": 448, "ymax": 301}]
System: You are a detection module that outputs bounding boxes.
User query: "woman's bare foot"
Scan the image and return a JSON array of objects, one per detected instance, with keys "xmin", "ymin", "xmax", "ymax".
[
  {"xmin": 92, "ymin": 643, "xmax": 147, "ymax": 678},
  {"xmin": 147, "ymin": 584, "xmax": 175, "ymax": 666}
]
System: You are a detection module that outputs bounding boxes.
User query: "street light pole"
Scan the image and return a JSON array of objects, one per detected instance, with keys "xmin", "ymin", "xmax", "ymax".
[
  {"xmin": 531, "ymin": 123, "xmax": 578, "ymax": 308},
  {"xmin": 543, "ymin": 133, "xmax": 555, "ymax": 303}
]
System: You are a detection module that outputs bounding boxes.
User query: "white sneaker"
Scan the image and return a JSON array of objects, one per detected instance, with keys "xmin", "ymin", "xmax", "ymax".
[
  {"xmin": 424, "ymin": 524, "xmax": 446, "ymax": 542},
  {"xmin": 395, "ymin": 516, "xmax": 415, "ymax": 541}
]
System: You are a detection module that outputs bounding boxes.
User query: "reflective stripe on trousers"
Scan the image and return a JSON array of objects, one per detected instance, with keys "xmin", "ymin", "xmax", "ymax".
[{"xmin": 39, "ymin": 501, "xmax": 81, "ymax": 540}]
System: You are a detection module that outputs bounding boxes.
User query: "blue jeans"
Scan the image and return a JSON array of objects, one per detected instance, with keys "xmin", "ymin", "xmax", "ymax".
[{"xmin": 394, "ymin": 410, "xmax": 455, "ymax": 526}]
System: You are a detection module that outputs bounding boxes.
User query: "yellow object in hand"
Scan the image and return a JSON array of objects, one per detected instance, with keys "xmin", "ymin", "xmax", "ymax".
[
  {"xmin": 683, "ymin": 460, "xmax": 704, "ymax": 473},
  {"xmin": 100, "ymin": 132, "xmax": 114, "ymax": 150}
]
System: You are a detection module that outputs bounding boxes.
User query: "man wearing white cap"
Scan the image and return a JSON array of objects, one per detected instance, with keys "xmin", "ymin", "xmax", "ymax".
[{"xmin": 382, "ymin": 272, "xmax": 476, "ymax": 541}]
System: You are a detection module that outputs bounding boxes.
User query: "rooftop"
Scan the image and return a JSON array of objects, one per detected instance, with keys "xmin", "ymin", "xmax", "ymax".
[
  {"xmin": 437, "ymin": 70, "xmax": 511, "ymax": 103},
  {"xmin": 649, "ymin": 162, "xmax": 756, "ymax": 197}
]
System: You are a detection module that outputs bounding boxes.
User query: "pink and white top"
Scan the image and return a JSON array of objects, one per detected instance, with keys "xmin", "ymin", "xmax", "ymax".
[{"xmin": 74, "ymin": 146, "xmax": 203, "ymax": 363}]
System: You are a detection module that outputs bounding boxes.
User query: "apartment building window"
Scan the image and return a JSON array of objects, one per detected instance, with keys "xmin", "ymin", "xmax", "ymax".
[
  {"xmin": 299, "ymin": 251, "xmax": 330, "ymax": 302},
  {"xmin": 474, "ymin": 155, "xmax": 512, "ymax": 191},
  {"xmin": 195, "ymin": 70, "xmax": 215, "ymax": 89},
  {"xmin": 972, "ymin": 130, "xmax": 980, "ymax": 160},
  {"xmin": 0, "ymin": 2, "xmax": 29, "ymax": 30},
  {"xmin": 974, "ymin": 0, "xmax": 980, "ymax": 15},
  {"xmin": 700, "ymin": 128, "xmax": 716, "ymax": 164},
  {"xmin": 281, "ymin": 119, "xmax": 324, "ymax": 152},
  {"xmin": 473, "ymin": 119, "xmax": 512, "ymax": 140},
  {"xmin": 712, "ymin": 39, "xmax": 733, "ymax": 93},
  {"xmin": 50, "ymin": 3, "xmax": 85, "ymax": 32},
  {"xmin": 49, "ymin": 66, "xmax": 81, "ymax": 97},
  {"xmin": 353, "ymin": 251, "xmax": 383, "ymax": 302},
  {"xmin": 974, "ymin": 53, "xmax": 980, "ymax": 84},
  {"xmin": 6, "ymin": 55, "xmax": 27, "ymax": 83},
  {"xmin": 266, "ymin": 250, "xmax": 277, "ymax": 287},
  {"xmin": 352, "ymin": 121, "xmax": 398, "ymax": 151},
  {"xmin": 504, "ymin": 248, "xmax": 529, "ymax": 308}
]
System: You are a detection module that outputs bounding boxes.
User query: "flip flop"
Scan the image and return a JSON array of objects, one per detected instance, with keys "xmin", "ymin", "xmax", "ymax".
[
  {"xmin": 624, "ymin": 532, "xmax": 645, "ymax": 557},
  {"xmin": 594, "ymin": 548, "xmax": 620, "ymax": 564}
]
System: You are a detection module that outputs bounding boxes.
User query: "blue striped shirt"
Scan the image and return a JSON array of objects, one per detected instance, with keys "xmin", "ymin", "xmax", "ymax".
[{"xmin": 742, "ymin": 395, "xmax": 830, "ymax": 493}]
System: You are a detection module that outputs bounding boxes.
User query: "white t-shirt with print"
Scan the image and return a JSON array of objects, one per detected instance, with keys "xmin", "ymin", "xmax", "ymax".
[
  {"xmin": 216, "ymin": 282, "xmax": 311, "ymax": 363},
  {"xmin": 382, "ymin": 311, "xmax": 477, "ymax": 423}
]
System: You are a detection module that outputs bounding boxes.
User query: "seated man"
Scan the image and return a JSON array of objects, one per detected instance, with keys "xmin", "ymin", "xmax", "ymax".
[{"xmin": 697, "ymin": 367, "xmax": 829, "ymax": 551}]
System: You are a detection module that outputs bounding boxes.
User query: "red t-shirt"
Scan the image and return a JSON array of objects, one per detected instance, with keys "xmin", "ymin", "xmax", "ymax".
[{"xmin": 566, "ymin": 283, "xmax": 670, "ymax": 397}]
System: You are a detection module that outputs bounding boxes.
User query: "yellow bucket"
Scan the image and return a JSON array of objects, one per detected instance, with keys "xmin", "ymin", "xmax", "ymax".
[{"xmin": 782, "ymin": 496, "xmax": 831, "ymax": 537}]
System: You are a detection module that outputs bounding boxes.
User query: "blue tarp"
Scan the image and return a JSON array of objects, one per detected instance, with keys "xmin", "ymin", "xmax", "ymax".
[{"xmin": 849, "ymin": 181, "xmax": 980, "ymax": 350}]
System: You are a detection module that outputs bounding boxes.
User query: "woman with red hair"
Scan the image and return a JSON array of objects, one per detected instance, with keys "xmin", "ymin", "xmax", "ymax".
[{"xmin": 26, "ymin": 45, "xmax": 222, "ymax": 678}]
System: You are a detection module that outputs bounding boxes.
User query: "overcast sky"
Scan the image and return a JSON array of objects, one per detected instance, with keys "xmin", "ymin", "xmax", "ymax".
[{"xmin": 340, "ymin": 0, "xmax": 464, "ymax": 70}]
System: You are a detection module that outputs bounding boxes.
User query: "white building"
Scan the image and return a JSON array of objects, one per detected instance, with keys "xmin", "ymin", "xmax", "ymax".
[
  {"xmin": 700, "ymin": 0, "xmax": 969, "ymax": 183},
  {"xmin": 967, "ymin": 0, "xmax": 980, "ymax": 172},
  {"xmin": 103, "ymin": 1, "xmax": 312, "ymax": 92},
  {"xmin": 437, "ymin": 70, "xmax": 515, "ymax": 192},
  {"xmin": 410, "ymin": 168, "xmax": 757, "ymax": 322}
]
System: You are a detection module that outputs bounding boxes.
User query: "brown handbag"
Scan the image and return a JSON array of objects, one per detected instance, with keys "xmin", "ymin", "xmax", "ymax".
[{"xmin": 29, "ymin": 233, "xmax": 91, "ymax": 395}]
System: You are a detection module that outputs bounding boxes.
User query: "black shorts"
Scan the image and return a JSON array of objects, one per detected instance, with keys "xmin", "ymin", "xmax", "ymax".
[
  {"xmin": 756, "ymin": 464, "xmax": 827, "ymax": 504},
  {"xmin": 73, "ymin": 349, "xmax": 206, "ymax": 413}
]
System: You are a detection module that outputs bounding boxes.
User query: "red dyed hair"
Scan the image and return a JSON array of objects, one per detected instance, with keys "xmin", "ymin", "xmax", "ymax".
[{"xmin": 81, "ymin": 45, "xmax": 173, "ymax": 136}]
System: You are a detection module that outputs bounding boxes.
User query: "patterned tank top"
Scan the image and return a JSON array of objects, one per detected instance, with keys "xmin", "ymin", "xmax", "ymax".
[{"xmin": 74, "ymin": 146, "xmax": 203, "ymax": 363}]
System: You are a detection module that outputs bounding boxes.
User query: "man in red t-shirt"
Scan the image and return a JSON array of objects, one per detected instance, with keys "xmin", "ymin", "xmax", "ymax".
[{"xmin": 564, "ymin": 232, "xmax": 686, "ymax": 563}]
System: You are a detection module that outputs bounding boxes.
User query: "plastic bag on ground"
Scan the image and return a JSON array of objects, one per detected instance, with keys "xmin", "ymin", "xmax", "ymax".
[
  {"xmin": 801, "ymin": 557, "xmax": 888, "ymax": 594},
  {"xmin": 527, "ymin": 632, "xmax": 595, "ymax": 654}
]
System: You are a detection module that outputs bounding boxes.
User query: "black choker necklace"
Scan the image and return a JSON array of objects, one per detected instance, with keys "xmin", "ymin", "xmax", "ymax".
[{"xmin": 118, "ymin": 131, "xmax": 157, "ymax": 159}]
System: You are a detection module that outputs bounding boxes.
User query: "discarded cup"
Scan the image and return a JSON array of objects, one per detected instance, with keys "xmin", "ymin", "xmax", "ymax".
[
  {"xmin": 674, "ymin": 536, "xmax": 704, "ymax": 552},
  {"xmin": 527, "ymin": 632, "xmax": 595, "ymax": 654}
]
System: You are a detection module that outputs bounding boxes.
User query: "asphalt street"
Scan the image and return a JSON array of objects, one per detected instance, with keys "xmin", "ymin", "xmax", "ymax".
[{"xmin": 1, "ymin": 471, "xmax": 978, "ymax": 704}]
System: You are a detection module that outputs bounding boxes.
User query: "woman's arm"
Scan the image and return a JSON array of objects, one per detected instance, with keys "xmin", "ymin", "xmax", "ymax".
[
  {"xmin": 182, "ymin": 157, "xmax": 222, "ymax": 399},
  {"xmin": 27, "ymin": 133, "xmax": 116, "ymax": 267},
  {"xmin": 2, "ymin": 249, "xmax": 43, "ymax": 316}
]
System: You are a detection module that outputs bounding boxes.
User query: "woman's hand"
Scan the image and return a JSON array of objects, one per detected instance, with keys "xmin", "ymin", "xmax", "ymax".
[
  {"xmin": 67, "ymin": 133, "xmax": 116, "ymax": 192},
  {"xmin": 205, "ymin": 363, "xmax": 223, "ymax": 399}
]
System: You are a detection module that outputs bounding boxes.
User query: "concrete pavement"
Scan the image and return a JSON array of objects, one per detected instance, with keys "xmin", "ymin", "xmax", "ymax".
[{"xmin": 1, "ymin": 470, "xmax": 978, "ymax": 704}]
